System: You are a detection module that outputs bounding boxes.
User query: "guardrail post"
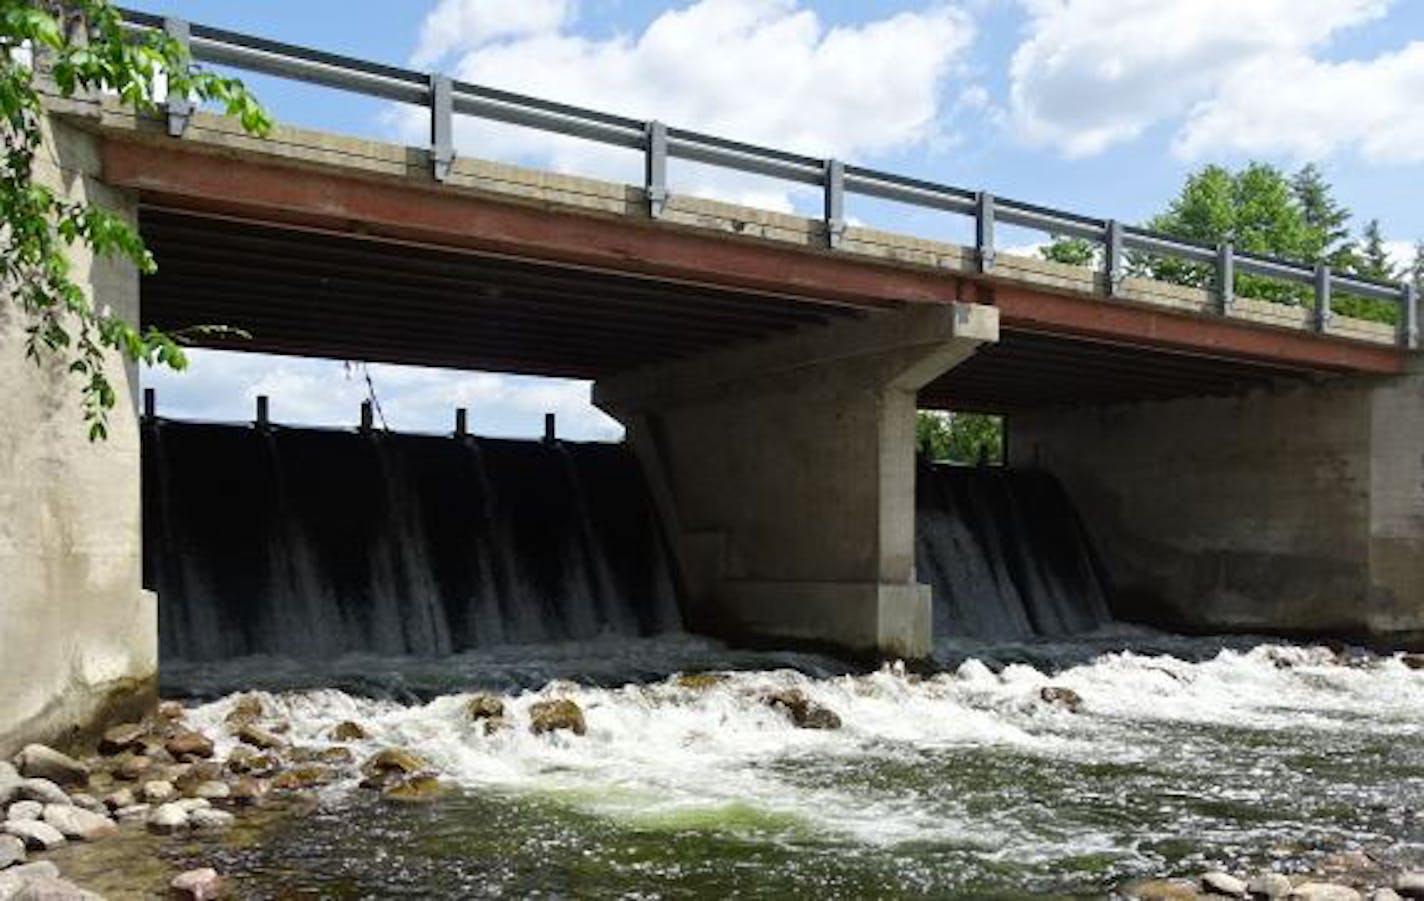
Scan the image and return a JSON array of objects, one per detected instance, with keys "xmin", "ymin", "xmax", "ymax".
[
  {"xmin": 644, "ymin": 120, "xmax": 668, "ymax": 219},
  {"xmin": 429, "ymin": 74, "xmax": 454, "ymax": 182},
  {"xmin": 975, "ymin": 191, "xmax": 995, "ymax": 274},
  {"xmin": 254, "ymin": 395, "xmax": 269, "ymax": 430},
  {"xmin": 454, "ymin": 407, "xmax": 468, "ymax": 438},
  {"xmin": 1314, "ymin": 263, "xmax": 1332, "ymax": 333},
  {"xmin": 1216, "ymin": 242, "xmax": 1234, "ymax": 315},
  {"xmin": 142, "ymin": 387, "xmax": 155, "ymax": 422},
  {"xmin": 163, "ymin": 17, "xmax": 193, "ymax": 137},
  {"xmin": 360, "ymin": 400, "xmax": 374, "ymax": 432},
  {"xmin": 823, "ymin": 158, "xmax": 845, "ymax": 249},
  {"xmin": 543, "ymin": 412, "xmax": 557, "ymax": 444},
  {"xmin": 1404, "ymin": 283, "xmax": 1419, "ymax": 350},
  {"xmin": 1105, "ymin": 220, "xmax": 1124, "ymax": 298}
]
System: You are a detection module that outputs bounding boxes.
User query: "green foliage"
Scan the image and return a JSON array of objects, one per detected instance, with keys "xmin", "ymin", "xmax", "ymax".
[
  {"xmin": 916, "ymin": 410, "xmax": 1003, "ymax": 465},
  {"xmin": 1040, "ymin": 236, "xmax": 1095, "ymax": 267},
  {"xmin": 2, "ymin": 0, "xmax": 268, "ymax": 439},
  {"xmin": 1355, "ymin": 219, "xmax": 1396, "ymax": 281}
]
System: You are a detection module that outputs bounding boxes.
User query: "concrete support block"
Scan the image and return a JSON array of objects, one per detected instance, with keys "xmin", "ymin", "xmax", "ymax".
[
  {"xmin": 596, "ymin": 302, "xmax": 998, "ymax": 658},
  {"xmin": 1010, "ymin": 363, "xmax": 1424, "ymax": 645},
  {"xmin": 0, "ymin": 115, "xmax": 152, "ymax": 756}
]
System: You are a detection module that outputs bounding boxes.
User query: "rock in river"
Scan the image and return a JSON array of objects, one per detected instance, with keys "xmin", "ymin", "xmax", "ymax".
[
  {"xmin": 2, "ymin": 820, "xmax": 66, "ymax": 851},
  {"xmin": 763, "ymin": 689, "xmax": 841, "ymax": 730},
  {"xmin": 41, "ymin": 805, "xmax": 115, "ymax": 841},
  {"xmin": 165, "ymin": 731, "xmax": 214, "ymax": 760},
  {"xmin": 13, "ymin": 746, "xmax": 89, "ymax": 789},
  {"xmin": 171, "ymin": 867, "xmax": 226, "ymax": 901}
]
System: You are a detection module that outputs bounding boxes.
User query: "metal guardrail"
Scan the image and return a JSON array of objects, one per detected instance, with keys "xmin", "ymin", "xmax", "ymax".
[{"xmin": 118, "ymin": 8, "xmax": 1420, "ymax": 350}]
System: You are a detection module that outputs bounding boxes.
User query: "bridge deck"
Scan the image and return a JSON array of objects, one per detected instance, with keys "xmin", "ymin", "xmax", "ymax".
[{"xmin": 65, "ymin": 97, "xmax": 1407, "ymax": 411}]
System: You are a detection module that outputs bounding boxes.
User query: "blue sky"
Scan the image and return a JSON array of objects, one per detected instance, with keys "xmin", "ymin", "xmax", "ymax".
[{"xmin": 138, "ymin": 0, "xmax": 1424, "ymax": 438}]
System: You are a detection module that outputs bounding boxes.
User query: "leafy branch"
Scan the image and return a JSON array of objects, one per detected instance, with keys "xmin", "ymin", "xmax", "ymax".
[{"xmin": 2, "ymin": 0, "xmax": 268, "ymax": 439}]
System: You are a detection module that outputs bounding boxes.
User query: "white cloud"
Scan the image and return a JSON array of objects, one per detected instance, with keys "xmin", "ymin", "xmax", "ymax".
[
  {"xmin": 142, "ymin": 350, "xmax": 622, "ymax": 441},
  {"xmin": 1008, "ymin": 0, "xmax": 1395, "ymax": 158},
  {"xmin": 1386, "ymin": 239, "xmax": 1417, "ymax": 274},
  {"xmin": 394, "ymin": 0, "xmax": 974, "ymax": 209},
  {"xmin": 1173, "ymin": 42, "xmax": 1424, "ymax": 163},
  {"xmin": 411, "ymin": 0, "xmax": 575, "ymax": 69}
]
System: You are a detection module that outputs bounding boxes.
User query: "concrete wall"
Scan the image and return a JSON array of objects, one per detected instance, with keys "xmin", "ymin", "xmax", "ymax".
[
  {"xmin": 0, "ymin": 114, "xmax": 155, "ymax": 756},
  {"xmin": 598, "ymin": 303, "xmax": 998, "ymax": 659},
  {"xmin": 1010, "ymin": 367, "xmax": 1424, "ymax": 644}
]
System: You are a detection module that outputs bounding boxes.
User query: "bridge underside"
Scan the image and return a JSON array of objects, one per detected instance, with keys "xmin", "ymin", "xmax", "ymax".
[{"xmin": 140, "ymin": 208, "xmax": 1329, "ymax": 411}]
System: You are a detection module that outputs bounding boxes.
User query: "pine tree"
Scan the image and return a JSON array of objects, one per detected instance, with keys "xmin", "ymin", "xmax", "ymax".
[
  {"xmin": 1292, "ymin": 163, "xmax": 1355, "ymax": 268},
  {"xmin": 1355, "ymin": 219, "xmax": 1397, "ymax": 281}
]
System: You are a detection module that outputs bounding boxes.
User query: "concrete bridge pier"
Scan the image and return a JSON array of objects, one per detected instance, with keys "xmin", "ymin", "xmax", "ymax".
[
  {"xmin": 1009, "ymin": 363, "xmax": 1424, "ymax": 645},
  {"xmin": 595, "ymin": 302, "xmax": 999, "ymax": 659}
]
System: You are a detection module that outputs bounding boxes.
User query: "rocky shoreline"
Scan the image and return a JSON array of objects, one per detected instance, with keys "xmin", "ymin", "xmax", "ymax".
[{"xmin": 2, "ymin": 653, "xmax": 1422, "ymax": 898}]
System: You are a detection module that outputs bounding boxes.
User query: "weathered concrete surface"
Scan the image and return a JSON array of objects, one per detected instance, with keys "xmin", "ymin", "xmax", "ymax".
[
  {"xmin": 597, "ymin": 303, "xmax": 998, "ymax": 658},
  {"xmin": 1009, "ymin": 363, "xmax": 1424, "ymax": 643},
  {"xmin": 0, "ymin": 114, "xmax": 156, "ymax": 757}
]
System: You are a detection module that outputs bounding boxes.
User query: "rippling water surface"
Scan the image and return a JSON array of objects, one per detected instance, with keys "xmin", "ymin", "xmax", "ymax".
[{"xmin": 159, "ymin": 632, "xmax": 1424, "ymax": 898}]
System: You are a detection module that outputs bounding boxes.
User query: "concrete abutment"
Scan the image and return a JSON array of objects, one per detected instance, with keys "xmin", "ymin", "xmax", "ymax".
[
  {"xmin": 1010, "ymin": 363, "xmax": 1424, "ymax": 646},
  {"xmin": 0, "ymin": 115, "xmax": 155, "ymax": 757},
  {"xmin": 596, "ymin": 303, "xmax": 999, "ymax": 659}
]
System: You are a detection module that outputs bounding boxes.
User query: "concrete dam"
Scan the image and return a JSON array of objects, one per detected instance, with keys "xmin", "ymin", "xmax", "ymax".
[{"xmin": 144, "ymin": 420, "xmax": 1113, "ymax": 672}]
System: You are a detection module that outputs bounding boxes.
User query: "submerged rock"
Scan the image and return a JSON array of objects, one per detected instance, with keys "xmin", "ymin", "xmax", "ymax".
[
  {"xmin": 171, "ymin": 867, "xmax": 225, "ymax": 900},
  {"xmin": 381, "ymin": 774, "xmax": 447, "ymax": 803},
  {"xmin": 467, "ymin": 696, "xmax": 505, "ymax": 722},
  {"xmin": 41, "ymin": 804, "xmax": 115, "ymax": 841},
  {"xmin": 1039, "ymin": 686, "xmax": 1083, "ymax": 713},
  {"xmin": 1201, "ymin": 871, "xmax": 1246, "ymax": 897},
  {"xmin": 2, "ymin": 820, "xmax": 66, "ymax": 851},
  {"xmin": 529, "ymin": 699, "xmax": 588, "ymax": 736},
  {"xmin": 763, "ymin": 689, "xmax": 841, "ymax": 730},
  {"xmin": 165, "ymin": 732, "xmax": 214, "ymax": 761},
  {"xmin": 13, "ymin": 746, "xmax": 88, "ymax": 789},
  {"xmin": 329, "ymin": 721, "xmax": 368, "ymax": 742}
]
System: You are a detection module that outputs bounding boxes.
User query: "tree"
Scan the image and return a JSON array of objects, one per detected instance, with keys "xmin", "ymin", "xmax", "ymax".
[
  {"xmin": 1291, "ymin": 163, "xmax": 1356, "ymax": 269},
  {"xmin": 916, "ymin": 410, "xmax": 1003, "ymax": 465},
  {"xmin": 1355, "ymin": 218, "xmax": 1397, "ymax": 281},
  {"xmin": 1412, "ymin": 240, "xmax": 1424, "ymax": 293},
  {"xmin": 1040, "ymin": 236, "xmax": 1095, "ymax": 267},
  {"xmin": 2, "ymin": 1, "xmax": 267, "ymax": 438}
]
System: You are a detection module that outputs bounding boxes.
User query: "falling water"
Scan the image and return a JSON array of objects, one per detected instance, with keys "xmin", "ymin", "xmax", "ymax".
[{"xmin": 143, "ymin": 421, "xmax": 682, "ymax": 661}]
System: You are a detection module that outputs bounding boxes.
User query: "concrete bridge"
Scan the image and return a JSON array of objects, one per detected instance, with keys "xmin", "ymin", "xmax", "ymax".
[{"xmin": 2, "ymin": 14, "xmax": 1421, "ymax": 753}]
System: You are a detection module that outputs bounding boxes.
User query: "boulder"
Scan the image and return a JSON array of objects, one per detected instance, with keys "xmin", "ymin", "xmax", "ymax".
[
  {"xmin": 1247, "ymin": 873, "xmax": 1293, "ymax": 899},
  {"xmin": 174, "ymin": 798, "xmax": 210, "ymax": 814},
  {"xmin": 529, "ymin": 699, "xmax": 588, "ymax": 736},
  {"xmin": 271, "ymin": 765, "xmax": 337, "ymax": 792},
  {"xmin": 329, "ymin": 721, "xmax": 368, "ymax": 742},
  {"xmin": 360, "ymin": 749, "xmax": 428, "ymax": 789},
  {"xmin": 12, "ymin": 747, "xmax": 88, "ymax": 790},
  {"xmin": 7, "ymin": 874, "xmax": 104, "ymax": 900},
  {"xmin": 763, "ymin": 689, "xmax": 841, "ymax": 730},
  {"xmin": 41, "ymin": 805, "xmax": 115, "ymax": 841},
  {"xmin": 174, "ymin": 763, "xmax": 224, "ymax": 796},
  {"xmin": 1401, "ymin": 654, "xmax": 1424, "ymax": 671},
  {"xmin": 141, "ymin": 781, "xmax": 176, "ymax": 803},
  {"xmin": 1288, "ymin": 885, "xmax": 1360, "ymax": 901},
  {"xmin": 146, "ymin": 803, "xmax": 188, "ymax": 834},
  {"xmin": 675, "ymin": 672, "xmax": 727, "ymax": 691},
  {"xmin": 100, "ymin": 788, "xmax": 134, "ymax": 812},
  {"xmin": 165, "ymin": 732, "xmax": 214, "ymax": 761},
  {"xmin": 0, "ymin": 763, "xmax": 19, "ymax": 806},
  {"xmin": 234, "ymin": 724, "xmax": 283, "ymax": 751},
  {"xmin": 66, "ymin": 795, "xmax": 104, "ymax": 816},
  {"xmin": 1202, "ymin": 871, "xmax": 1247, "ymax": 897},
  {"xmin": 289, "ymin": 747, "xmax": 353, "ymax": 766},
  {"xmin": 171, "ymin": 867, "xmax": 226, "ymax": 900},
  {"xmin": 187, "ymin": 808, "xmax": 235, "ymax": 830},
  {"xmin": 224, "ymin": 696, "xmax": 264, "ymax": 726},
  {"xmin": 14, "ymin": 780, "xmax": 68, "ymax": 807},
  {"xmin": 97, "ymin": 723, "xmax": 148, "ymax": 756},
  {"xmin": 1120, "ymin": 878, "xmax": 1200, "ymax": 900},
  {"xmin": 157, "ymin": 701, "xmax": 187, "ymax": 721},
  {"xmin": 1, "ymin": 820, "xmax": 66, "ymax": 851},
  {"xmin": 467, "ymin": 696, "xmax": 505, "ymax": 722},
  {"xmin": 192, "ymin": 782, "xmax": 230, "ymax": 800},
  {"xmin": 7, "ymin": 801, "xmax": 42, "ymax": 822},
  {"xmin": 1374, "ymin": 890, "xmax": 1405, "ymax": 901},
  {"xmin": 0, "ymin": 833, "xmax": 25, "ymax": 869},
  {"xmin": 1040, "ymin": 686, "xmax": 1084, "ymax": 713},
  {"xmin": 228, "ymin": 778, "xmax": 265, "ymax": 807},
  {"xmin": 1396, "ymin": 873, "xmax": 1424, "ymax": 899}
]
